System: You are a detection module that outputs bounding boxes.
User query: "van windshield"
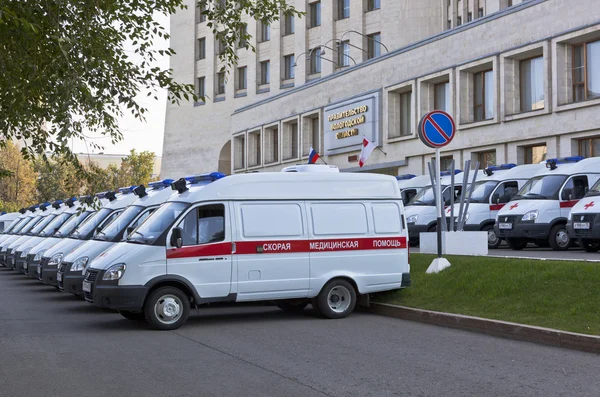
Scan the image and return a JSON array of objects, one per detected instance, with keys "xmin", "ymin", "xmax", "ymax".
[
  {"xmin": 4, "ymin": 217, "xmax": 27, "ymax": 234},
  {"xmin": 39, "ymin": 213, "xmax": 74, "ymax": 237},
  {"xmin": 469, "ymin": 181, "xmax": 499, "ymax": 203},
  {"xmin": 95, "ymin": 205, "xmax": 144, "ymax": 242},
  {"xmin": 127, "ymin": 202, "xmax": 188, "ymax": 245},
  {"xmin": 19, "ymin": 215, "xmax": 43, "ymax": 235},
  {"xmin": 70, "ymin": 208, "xmax": 114, "ymax": 239},
  {"xmin": 513, "ymin": 175, "xmax": 567, "ymax": 200},
  {"xmin": 56, "ymin": 210, "xmax": 94, "ymax": 237},
  {"xmin": 29, "ymin": 214, "xmax": 57, "ymax": 235},
  {"xmin": 586, "ymin": 179, "xmax": 600, "ymax": 197},
  {"xmin": 408, "ymin": 186, "xmax": 437, "ymax": 206}
]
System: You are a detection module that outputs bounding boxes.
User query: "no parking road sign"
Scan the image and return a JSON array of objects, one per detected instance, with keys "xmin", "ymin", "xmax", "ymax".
[{"xmin": 418, "ymin": 110, "xmax": 456, "ymax": 148}]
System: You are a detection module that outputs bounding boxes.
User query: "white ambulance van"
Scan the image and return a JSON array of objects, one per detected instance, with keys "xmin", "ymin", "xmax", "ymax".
[
  {"xmin": 495, "ymin": 156, "xmax": 600, "ymax": 251},
  {"xmin": 0, "ymin": 209, "xmax": 27, "ymax": 239},
  {"xmin": 82, "ymin": 171, "xmax": 410, "ymax": 330},
  {"xmin": 38, "ymin": 188, "xmax": 138, "ymax": 286},
  {"xmin": 3, "ymin": 203, "xmax": 50, "ymax": 269},
  {"xmin": 0, "ymin": 208, "xmax": 32, "ymax": 265},
  {"xmin": 12, "ymin": 199, "xmax": 72, "ymax": 273},
  {"xmin": 404, "ymin": 170, "xmax": 465, "ymax": 246},
  {"xmin": 0, "ymin": 211, "xmax": 19, "ymax": 232},
  {"xmin": 59, "ymin": 179, "xmax": 175, "ymax": 296},
  {"xmin": 281, "ymin": 164, "xmax": 340, "ymax": 172},
  {"xmin": 24, "ymin": 196, "xmax": 97, "ymax": 278},
  {"xmin": 396, "ymin": 174, "xmax": 430, "ymax": 206},
  {"xmin": 566, "ymin": 178, "xmax": 600, "ymax": 252},
  {"xmin": 447, "ymin": 163, "xmax": 547, "ymax": 248}
]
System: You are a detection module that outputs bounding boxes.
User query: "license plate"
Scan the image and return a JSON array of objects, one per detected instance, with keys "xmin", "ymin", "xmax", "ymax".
[
  {"xmin": 57, "ymin": 272, "xmax": 62, "ymax": 282},
  {"xmin": 499, "ymin": 223, "xmax": 512, "ymax": 230},
  {"xmin": 82, "ymin": 281, "xmax": 91, "ymax": 293},
  {"xmin": 574, "ymin": 222, "xmax": 590, "ymax": 230}
]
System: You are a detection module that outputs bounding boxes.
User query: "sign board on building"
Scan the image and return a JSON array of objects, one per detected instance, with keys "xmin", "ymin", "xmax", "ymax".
[{"xmin": 323, "ymin": 91, "xmax": 381, "ymax": 156}]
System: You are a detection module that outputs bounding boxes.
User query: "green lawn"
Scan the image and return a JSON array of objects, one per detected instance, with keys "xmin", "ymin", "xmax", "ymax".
[{"xmin": 372, "ymin": 254, "xmax": 600, "ymax": 336}]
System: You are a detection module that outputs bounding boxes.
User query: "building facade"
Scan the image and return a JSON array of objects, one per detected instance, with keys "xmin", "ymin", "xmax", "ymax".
[{"xmin": 162, "ymin": 0, "xmax": 600, "ymax": 178}]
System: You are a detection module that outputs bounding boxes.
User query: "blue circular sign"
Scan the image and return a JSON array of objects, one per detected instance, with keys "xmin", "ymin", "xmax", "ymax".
[{"xmin": 418, "ymin": 110, "xmax": 456, "ymax": 148}]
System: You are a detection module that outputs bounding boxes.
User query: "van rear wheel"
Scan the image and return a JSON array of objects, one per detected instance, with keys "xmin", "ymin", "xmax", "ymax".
[
  {"xmin": 579, "ymin": 238, "xmax": 600, "ymax": 253},
  {"xmin": 315, "ymin": 279, "xmax": 356, "ymax": 319},
  {"xmin": 144, "ymin": 287, "xmax": 190, "ymax": 330},
  {"xmin": 483, "ymin": 225, "xmax": 501, "ymax": 249}
]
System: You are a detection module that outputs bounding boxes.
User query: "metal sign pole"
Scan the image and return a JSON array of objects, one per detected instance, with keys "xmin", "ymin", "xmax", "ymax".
[
  {"xmin": 449, "ymin": 159, "xmax": 455, "ymax": 231},
  {"xmin": 462, "ymin": 161, "xmax": 480, "ymax": 228},
  {"xmin": 435, "ymin": 147, "xmax": 443, "ymax": 259}
]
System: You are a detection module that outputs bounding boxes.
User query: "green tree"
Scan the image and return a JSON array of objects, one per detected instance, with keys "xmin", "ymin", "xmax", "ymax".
[
  {"xmin": 0, "ymin": 1, "xmax": 302, "ymax": 175},
  {"xmin": 119, "ymin": 149, "xmax": 156, "ymax": 187},
  {"xmin": 0, "ymin": 141, "xmax": 37, "ymax": 208},
  {"xmin": 34, "ymin": 156, "xmax": 81, "ymax": 202}
]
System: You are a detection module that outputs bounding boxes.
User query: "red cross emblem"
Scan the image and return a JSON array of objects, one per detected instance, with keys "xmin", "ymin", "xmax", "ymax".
[
  {"xmin": 584, "ymin": 201, "xmax": 595, "ymax": 210},
  {"xmin": 509, "ymin": 203, "xmax": 519, "ymax": 210}
]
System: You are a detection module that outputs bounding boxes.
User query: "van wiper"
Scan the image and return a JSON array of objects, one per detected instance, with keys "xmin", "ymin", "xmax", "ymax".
[
  {"xmin": 129, "ymin": 230, "xmax": 148, "ymax": 243},
  {"xmin": 523, "ymin": 193, "xmax": 548, "ymax": 199},
  {"xmin": 586, "ymin": 191, "xmax": 600, "ymax": 197},
  {"xmin": 410, "ymin": 200, "xmax": 429, "ymax": 205}
]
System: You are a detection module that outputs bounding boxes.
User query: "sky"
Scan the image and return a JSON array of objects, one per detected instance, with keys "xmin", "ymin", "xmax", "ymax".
[{"xmin": 71, "ymin": 12, "xmax": 170, "ymax": 158}]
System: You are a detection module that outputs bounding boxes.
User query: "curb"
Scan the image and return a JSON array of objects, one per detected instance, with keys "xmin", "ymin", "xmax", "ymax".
[{"xmin": 367, "ymin": 302, "xmax": 600, "ymax": 354}]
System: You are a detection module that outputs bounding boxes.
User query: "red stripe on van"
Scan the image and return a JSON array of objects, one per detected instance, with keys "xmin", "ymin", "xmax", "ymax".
[
  {"xmin": 560, "ymin": 200, "xmax": 579, "ymax": 208},
  {"xmin": 166, "ymin": 237, "xmax": 407, "ymax": 259},
  {"xmin": 490, "ymin": 204, "xmax": 505, "ymax": 211}
]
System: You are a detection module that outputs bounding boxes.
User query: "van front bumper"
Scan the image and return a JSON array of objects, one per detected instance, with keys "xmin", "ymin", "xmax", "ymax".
[
  {"xmin": 62, "ymin": 271, "xmax": 85, "ymax": 296},
  {"xmin": 494, "ymin": 221, "xmax": 549, "ymax": 240},
  {"xmin": 84, "ymin": 270, "xmax": 147, "ymax": 311},
  {"xmin": 567, "ymin": 215, "xmax": 600, "ymax": 239},
  {"xmin": 41, "ymin": 266, "xmax": 59, "ymax": 286}
]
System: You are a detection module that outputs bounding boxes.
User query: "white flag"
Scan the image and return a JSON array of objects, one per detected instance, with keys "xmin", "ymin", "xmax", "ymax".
[{"xmin": 359, "ymin": 137, "xmax": 376, "ymax": 167}]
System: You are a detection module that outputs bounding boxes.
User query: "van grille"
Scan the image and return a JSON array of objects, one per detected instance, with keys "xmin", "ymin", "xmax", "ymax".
[{"xmin": 84, "ymin": 269, "xmax": 99, "ymax": 282}]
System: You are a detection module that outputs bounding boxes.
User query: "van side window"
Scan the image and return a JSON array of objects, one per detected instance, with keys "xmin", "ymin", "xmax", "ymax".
[
  {"xmin": 493, "ymin": 181, "xmax": 519, "ymax": 204},
  {"xmin": 310, "ymin": 203, "xmax": 367, "ymax": 236},
  {"xmin": 562, "ymin": 176, "xmax": 589, "ymax": 200},
  {"xmin": 443, "ymin": 186, "xmax": 462, "ymax": 206},
  {"xmin": 199, "ymin": 204, "xmax": 225, "ymax": 244},
  {"xmin": 372, "ymin": 203, "xmax": 402, "ymax": 234},
  {"xmin": 132, "ymin": 208, "xmax": 155, "ymax": 229},
  {"xmin": 177, "ymin": 209, "xmax": 198, "ymax": 246},
  {"xmin": 402, "ymin": 189, "xmax": 417, "ymax": 206},
  {"xmin": 240, "ymin": 203, "xmax": 303, "ymax": 237}
]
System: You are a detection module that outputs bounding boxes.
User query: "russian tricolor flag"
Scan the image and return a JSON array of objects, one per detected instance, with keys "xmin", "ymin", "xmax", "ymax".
[{"xmin": 308, "ymin": 147, "xmax": 320, "ymax": 164}]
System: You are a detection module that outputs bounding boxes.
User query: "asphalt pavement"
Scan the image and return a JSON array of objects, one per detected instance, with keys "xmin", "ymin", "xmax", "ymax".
[{"xmin": 0, "ymin": 267, "xmax": 599, "ymax": 397}]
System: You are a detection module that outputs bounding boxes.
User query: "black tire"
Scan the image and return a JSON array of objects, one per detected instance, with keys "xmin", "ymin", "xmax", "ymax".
[
  {"xmin": 506, "ymin": 238, "xmax": 527, "ymax": 250},
  {"xmin": 144, "ymin": 287, "xmax": 190, "ymax": 330},
  {"xmin": 119, "ymin": 311, "xmax": 147, "ymax": 322},
  {"xmin": 579, "ymin": 238, "xmax": 600, "ymax": 253},
  {"xmin": 314, "ymin": 279, "xmax": 357, "ymax": 319},
  {"xmin": 276, "ymin": 301, "xmax": 309, "ymax": 314},
  {"xmin": 548, "ymin": 224, "xmax": 571, "ymax": 251},
  {"xmin": 483, "ymin": 225, "xmax": 502, "ymax": 249},
  {"xmin": 533, "ymin": 240, "xmax": 550, "ymax": 248}
]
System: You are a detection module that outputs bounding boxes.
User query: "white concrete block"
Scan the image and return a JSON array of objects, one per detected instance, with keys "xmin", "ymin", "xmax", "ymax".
[{"xmin": 419, "ymin": 231, "xmax": 488, "ymax": 256}]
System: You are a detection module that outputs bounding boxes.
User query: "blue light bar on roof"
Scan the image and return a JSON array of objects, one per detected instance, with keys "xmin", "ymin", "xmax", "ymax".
[
  {"xmin": 184, "ymin": 172, "xmax": 226, "ymax": 184},
  {"xmin": 148, "ymin": 179, "xmax": 175, "ymax": 189},
  {"xmin": 440, "ymin": 170, "xmax": 462, "ymax": 176},
  {"xmin": 1, "ymin": 211, "xmax": 6, "ymax": 215},
  {"xmin": 485, "ymin": 163, "xmax": 517, "ymax": 172},
  {"xmin": 118, "ymin": 186, "xmax": 136, "ymax": 194},
  {"xmin": 95, "ymin": 192, "xmax": 107, "ymax": 199},
  {"xmin": 396, "ymin": 174, "xmax": 416, "ymax": 180},
  {"xmin": 546, "ymin": 156, "xmax": 584, "ymax": 164}
]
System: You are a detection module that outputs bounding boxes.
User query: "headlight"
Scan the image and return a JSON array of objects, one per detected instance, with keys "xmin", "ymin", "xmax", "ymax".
[
  {"xmin": 406, "ymin": 214, "xmax": 418, "ymax": 223},
  {"xmin": 20, "ymin": 248, "xmax": 31, "ymax": 258},
  {"xmin": 71, "ymin": 256, "xmax": 89, "ymax": 272},
  {"xmin": 48, "ymin": 253, "xmax": 63, "ymax": 266},
  {"xmin": 521, "ymin": 210, "xmax": 539, "ymax": 222},
  {"xmin": 103, "ymin": 263, "xmax": 126, "ymax": 281},
  {"xmin": 33, "ymin": 250, "xmax": 46, "ymax": 262}
]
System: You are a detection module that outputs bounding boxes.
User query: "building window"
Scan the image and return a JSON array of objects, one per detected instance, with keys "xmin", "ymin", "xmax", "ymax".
[
  {"xmin": 237, "ymin": 24, "xmax": 247, "ymax": 48},
  {"xmin": 524, "ymin": 144, "xmax": 547, "ymax": 164},
  {"xmin": 197, "ymin": 38, "xmax": 206, "ymax": 60},
  {"xmin": 507, "ymin": 0, "xmax": 513, "ymax": 7},
  {"xmin": 477, "ymin": 150, "xmax": 496, "ymax": 167},
  {"xmin": 578, "ymin": 137, "xmax": 600, "ymax": 157},
  {"xmin": 236, "ymin": 66, "xmax": 247, "ymax": 90},
  {"xmin": 282, "ymin": 120, "xmax": 299, "ymax": 160},
  {"xmin": 474, "ymin": 69, "xmax": 494, "ymax": 121},
  {"xmin": 367, "ymin": 0, "xmax": 381, "ymax": 11},
  {"xmin": 467, "ymin": 12, "xmax": 472, "ymax": 22},
  {"xmin": 248, "ymin": 131, "xmax": 261, "ymax": 167},
  {"xmin": 283, "ymin": 54, "xmax": 295, "ymax": 80},
  {"xmin": 520, "ymin": 56, "xmax": 544, "ymax": 112},
  {"xmin": 573, "ymin": 40, "xmax": 600, "ymax": 102},
  {"xmin": 338, "ymin": 0, "xmax": 350, "ymax": 19},
  {"xmin": 264, "ymin": 126, "xmax": 279, "ymax": 164},
  {"xmin": 259, "ymin": 23, "xmax": 270, "ymax": 42},
  {"xmin": 260, "ymin": 61, "xmax": 270, "ymax": 85},
  {"xmin": 338, "ymin": 41, "xmax": 350, "ymax": 67},
  {"xmin": 197, "ymin": 76, "xmax": 205, "ymax": 98},
  {"xmin": 440, "ymin": 156, "xmax": 454, "ymax": 171},
  {"xmin": 367, "ymin": 32, "xmax": 381, "ymax": 59},
  {"xmin": 216, "ymin": 37, "xmax": 225, "ymax": 55},
  {"xmin": 447, "ymin": 20, "xmax": 451, "ymax": 30},
  {"xmin": 311, "ymin": 117, "xmax": 320, "ymax": 152},
  {"xmin": 478, "ymin": 8, "xmax": 484, "ymax": 18},
  {"xmin": 457, "ymin": 16, "xmax": 462, "ymax": 26},
  {"xmin": 309, "ymin": 1, "xmax": 321, "ymax": 27},
  {"xmin": 310, "ymin": 48, "xmax": 321, "ymax": 74},
  {"xmin": 284, "ymin": 14, "xmax": 294, "ymax": 35},
  {"xmin": 434, "ymin": 82, "xmax": 450, "ymax": 113},
  {"xmin": 217, "ymin": 72, "xmax": 225, "ymax": 95},
  {"xmin": 399, "ymin": 91, "xmax": 412, "ymax": 136},
  {"xmin": 234, "ymin": 134, "xmax": 245, "ymax": 170},
  {"xmin": 199, "ymin": 2, "xmax": 207, "ymax": 22}
]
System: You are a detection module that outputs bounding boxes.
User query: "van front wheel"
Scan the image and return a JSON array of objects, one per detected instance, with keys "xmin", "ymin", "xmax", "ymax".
[
  {"xmin": 315, "ymin": 279, "xmax": 356, "ymax": 319},
  {"xmin": 144, "ymin": 287, "xmax": 190, "ymax": 330},
  {"xmin": 549, "ymin": 224, "xmax": 571, "ymax": 251}
]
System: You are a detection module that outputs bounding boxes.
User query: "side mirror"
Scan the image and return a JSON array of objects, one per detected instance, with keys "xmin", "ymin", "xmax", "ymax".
[
  {"xmin": 54, "ymin": 227, "xmax": 59, "ymax": 233},
  {"xmin": 96, "ymin": 226, "xmax": 103, "ymax": 234},
  {"xmin": 170, "ymin": 227, "xmax": 183, "ymax": 249},
  {"xmin": 126, "ymin": 226, "xmax": 134, "ymax": 235},
  {"xmin": 491, "ymin": 193, "xmax": 499, "ymax": 204}
]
